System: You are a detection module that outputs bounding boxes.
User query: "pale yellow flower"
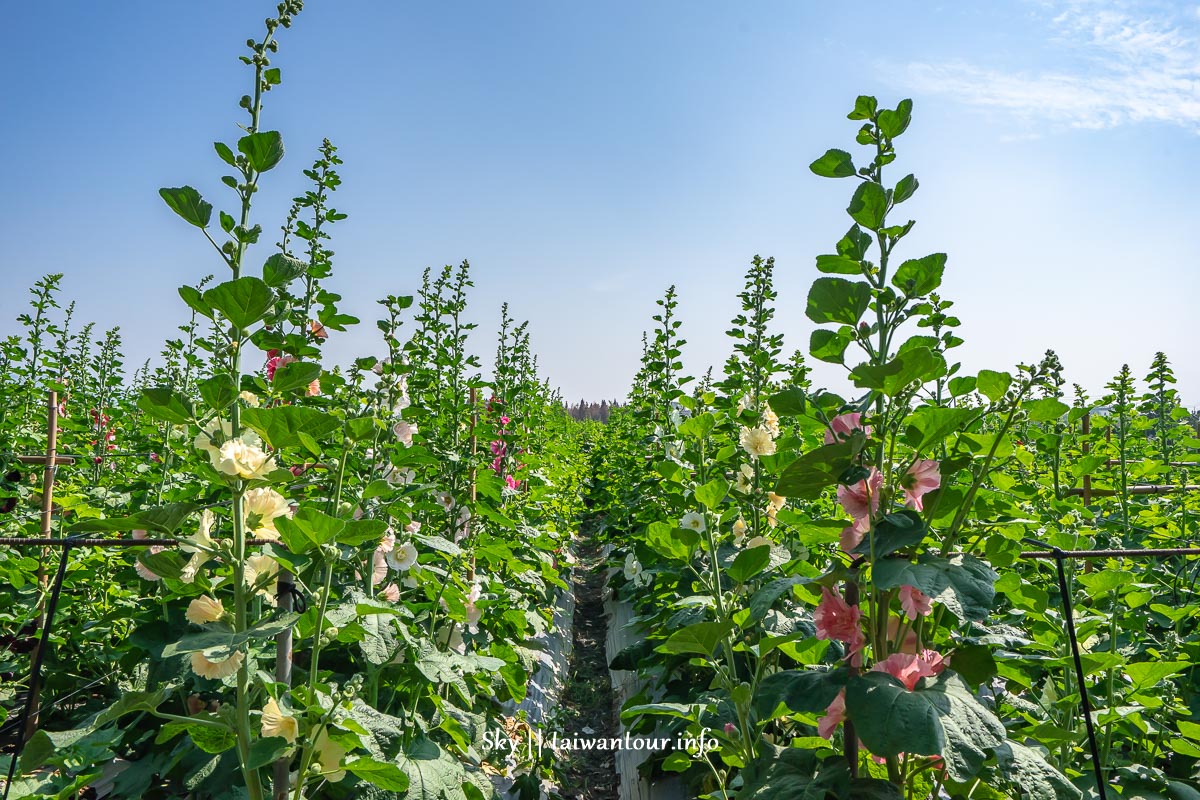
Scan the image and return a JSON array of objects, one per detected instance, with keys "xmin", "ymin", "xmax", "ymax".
[
  {"xmin": 193, "ymin": 418, "xmax": 233, "ymax": 459},
  {"xmin": 185, "ymin": 595, "xmax": 225, "ymax": 625},
  {"xmin": 260, "ymin": 697, "xmax": 299, "ymax": 744},
  {"xmin": 763, "ymin": 409, "xmax": 781, "ymax": 439},
  {"xmin": 739, "ymin": 426, "xmax": 776, "ymax": 458},
  {"xmin": 745, "ymin": 535, "xmax": 772, "ymax": 550},
  {"xmin": 190, "ymin": 650, "xmax": 244, "ymax": 680},
  {"xmin": 245, "ymin": 554, "xmax": 280, "ymax": 607},
  {"xmin": 180, "ymin": 510, "xmax": 216, "ymax": 584},
  {"xmin": 244, "ymin": 488, "xmax": 292, "ymax": 540},
  {"xmin": 732, "ymin": 518, "xmax": 748, "ymax": 547},
  {"xmin": 213, "ymin": 438, "xmax": 275, "ymax": 479},
  {"xmin": 314, "ymin": 728, "xmax": 347, "ymax": 781},
  {"xmin": 238, "ymin": 390, "xmax": 261, "ymax": 407}
]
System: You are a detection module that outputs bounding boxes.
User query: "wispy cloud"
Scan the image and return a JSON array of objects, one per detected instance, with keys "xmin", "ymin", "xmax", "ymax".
[{"xmin": 899, "ymin": 1, "xmax": 1200, "ymax": 132}]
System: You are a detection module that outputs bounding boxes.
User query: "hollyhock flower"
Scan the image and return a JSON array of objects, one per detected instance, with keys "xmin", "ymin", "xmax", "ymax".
[
  {"xmin": 824, "ymin": 412, "xmax": 872, "ymax": 445},
  {"xmin": 732, "ymin": 518, "xmax": 747, "ymax": 547},
  {"xmin": 763, "ymin": 408, "xmax": 781, "ymax": 439},
  {"xmin": 901, "ymin": 460, "xmax": 941, "ymax": 511},
  {"xmin": 680, "ymin": 511, "xmax": 706, "ymax": 533},
  {"xmin": 871, "ymin": 650, "xmax": 945, "ymax": 691},
  {"xmin": 386, "ymin": 466, "xmax": 415, "ymax": 486},
  {"xmin": 465, "ymin": 584, "xmax": 483, "ymax": 633},
  {"xmin": 305, "ymin": 379, "xmax": 321, "ymax": 397},
  {"xmin": 899, "ymin": 584, "xmax": 934, "ymax": 620},
  {"xmin": 814, "ymin": 587, "xmax": 866, "ymax": 662},
  {"xmin": 387, "ymin": 541, "xmax": 418, "ymax": 572},
  {"xmin": 490, "ymin": 440, "xmax": 506, "ymax": 456},
  {"xmin": 193, "ymin": 417, "xmax": 234, "ymax": 459},
  {"xmin": 238, "ymin": 391, "xmax": 260, "ymax": 407},
  {"xmin": 309, "ymin": 319, "xmax": 328, "ymax": 340},
  {"xmin": 766, "ymin": 492, "xmax": 787, "ymax": 529},
  {"xmin": 405, "ymin": 520, "xmax": 421, "ymax": 535},
  {"xmin": 436, "ymin": 491, "xmax": 455, "ymax": 512},
  {"xmin": 261, "ymin": 697, "xmax": 299, "ymax": 744},
  {"xmin": 818, "ymin": 690, "xmax": 847, "ymax": 740},
  {"xmin": 745, "ymin": 535, "xmax": 772, "ymax": 550},
  {"xmin": 839, "ymin": 519, "xmax": 868, "ymax": 553},
  {"xmin": 190, "ymin": 650, "xmax": 244, "ymax": 681},
  {"xmin": 185, "ymin": 596, "xmax": 225, "ymax": 625},
  {"xmin": 244, "ymin": 554, "xmax": 280, "ymax": 606},
  {"xmin": 371, "ymin": 548, "xmax": 389, "ymax": 585},
  {"xmin": 739, "ymin": 426, "xmax": 776, "ymax": 458},
  {"xmin": 381, "ymin": 583, "xmax": 400, "ymax": 602},
  {"xmin": 314, "ymin": 728, "xmax": 348, "ymax": 782},
  {"xmin": 623, "ymin": 553, "xmax": 650, "ymax": 587},
  {"xmin": 734, "ymin": 463, "xmax": 754, "ymax": 493},
  {"xmin": 499, "ymin": 415, "xmax": 511, "ymax": 426},
  {"xmin": 244, "ymin": 488, "xmax": 292, "ymax": 541},
  {"xmin": 394, "ymin": 420, "xmax": 416, "ymax": 446},
  {"xmin": 186, "ymin": 694, "xmax": 205, "ymax": 716},
  {"xmin": 491, "ymin": 456, "xmax": 504, "ymax": 474},
  {"xmin": 724, "ymin": 722, "xmax": 737, "ymax": 735},
  {"xmin": 132, "ymin": 530, "xmax": 164, "ymax": 581},
  {"xmin": 179, "ymin": 510, "xmax": 216, "ymax": 584},
  {"xmin": 265, "ymin": 354, "xmax": 296, "ymax": 382},
  {"xmin": 837, "ymin": 467, "xmax": 883, "ymax": 521},
  {"xmin": 504, "ymin": 475, "xmax": 521, "ymax": 491},
  {"xmin": 213, "ymin": 438, "xmax": 275, "ymax": 480}
]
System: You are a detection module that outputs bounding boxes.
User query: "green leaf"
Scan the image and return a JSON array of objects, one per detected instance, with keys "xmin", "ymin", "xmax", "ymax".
[
  {"xmin": 275, "ymin": 507, "xmax": 346, "ymax": 554},
  {"xmin": 749, "ymin": 576, "xmax": 810, "ymax": 622},
  {"xmin": 774, "ymin": 435, "xmax": 865, "ymax": 499},
  {"xmin": 893, "ymin": 174, "xmax": 919, "ymax": 204},
  {"xmin": 241, "ymin": 406, "xmax": 339, "ymax": 450},
  {"xmin": 1024, "ymin": 398, "xmax": 1070, "ymax": 423},
  {"xmin": 809, "ymin": 148, "xmax": 856, "ymax": 178},
  {"xmin": 246, "ymin": 736, "xmax": 290, "ymax": 770},
  {"xmin": 678, "ymin": 412, "xmax": 715, "ymax": 440},
  {"xmin": 1125, "ymin": 661, "xmax": 1188, "ymax": 690},
  {"xmin": 892, "ymin": 253, "xmax": 946, "ymax": 297},
  {"xmin": 645, "ymin": 520, "xmax": 696, "ymax": 561},
  {"xmin": 768, "ymin": 387, "xmax": 806, "ymax": 416},
  {"xmin": 948, "ymin": 644, "xmax": 997, "ymax": 687},
  {"xmin": 948, "ymin": 376, "xmax": 976, "ymax": 397},
  {"xmin": 138, "ymin": 387, "xmax": 196, "ymax": 425},
  {"xmin": 161, "ymin": 613, "xmax": 298, "ymax": 660},
  {"xmin": 264, "ymin": 67, "xmax": 281, "ymax": 85},
  {"xmin": 847, "ymin": 181, "xmax": 888, "ymax": 229},
  {"xmin": 837, "ymin": 225, "xmax": 872, "ymax": 260},
  {"xmin": 877, "ymin": 99, "xmax": 913, "ymax": 139},
  {"xmin": 846, "ymin": 671, "xmax": 1005, "ymax": 783},
  {"xmin": 815, "ymin": 254, "xmax": 863, "ymax": 274},
  {"xmin": 179, "ymin": 285, "xmax": 214, "ymax": 319},
  {"xmin": 214, "ymin": 141, "xmax": 237, "ymax": 166},
  {"xmin": 993, "ymin": 741, "xmax": 1082, "ymax": 800},
  {"xmin": 69, "ymin": 502, "xmax": 200, "ymax": 535},
  {"xmin": 728, "ymin": 545, "xmax": 771, "ymax": 583},
  {"xmin": 695, "ymin": 478, "xmax": 729, "ymax": 510},
  {"xmin": 976, "ymin": 370, "xmax": 1013, "ymax": 403},
  {"xmin": 848, "ymin": 95, "xmax": 878, "ymax": 120},
  {"xmin": 262, "ymin": 253, "xmax": 308, "ymax": 287},
  {"xmin": 237, "ymin": 131, "xmax": 285, "ymax": 172},
  {"xmin": 659, "ymin": 620, "xmax": 733, "ymax": 657},
  {"xmin": 271, "ymin": 360, "xmax": 322, "ymax": 395},
  {"xmin": 810, "ymin": 328, "xmax": 852, "ymax": 365},
  {"xmin": 188, "ymin": 724, "xmax": 237, "ymax": 754},
  {"xmin": 906, "ymin": 406, "xmax": 976, "ymax": 452},
  {"xmin": 139, "ymin": 549, "xmax": 188, "ymax": 580},
  {"xmin": 872, "ymin": 554, "xmax": 998, "ymax": 621},
  {"xmin": 754, "ymin": 668, "xmax": 847, "ymax": 719},
  {"xmin": 346, "ymin": 757, "xmax": 411, "ymax": 791},
  {"xmin": 159, "ymin": 186, "xmax": 212, "ymax": 228},
  {"xmin": 197, "ymin": 376, "xmax": 235, "ymax": 412},
  {"xmin": 203, "ymin": 277, "xmax": 274, "ymax": 331},
  {"xmin": 853, "ymin": 510, "xmax": 927, "ymax": 559},
  {"xmin": 851, "ymin": 347, "xmax": 942, "ymax": 396},
  {"xmin": 806, "ymin": 277, "xmax": 872, "ymax": 326}
]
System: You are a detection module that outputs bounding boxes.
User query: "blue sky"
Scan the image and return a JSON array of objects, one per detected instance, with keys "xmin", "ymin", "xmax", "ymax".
[{"xmin": 1, "ymin": 1, "xmax": 1197, "ymax": 404}]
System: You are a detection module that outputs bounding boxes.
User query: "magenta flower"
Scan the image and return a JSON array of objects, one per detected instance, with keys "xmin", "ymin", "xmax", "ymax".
[
  {"xmin": 490, "ymin": 440, "xmax": 506, "ymax": 456},
  {"xmin": 837, "ymin": 467, "xmax": 883, "ymax": 522},
  {"xmin": 824, "ymin": 412, "xmax": 872, "ymax": 445},
  {"xmin": 814, "ymin": 587, "xmax": 865, "ymax": 663},
  {"xmin": 505, "ymin": 475, "xmax": 521, "ymax": 491},
  {"xmin": 898, "ymin": 585, "xmax": 933, "ymax": 620},
  {"xmin": 901, "ymin": 460, "xmax": 941, "ymax": 511}
]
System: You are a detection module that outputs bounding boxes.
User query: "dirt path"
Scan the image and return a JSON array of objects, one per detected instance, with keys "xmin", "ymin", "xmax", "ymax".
[{"xmin": 559, "ymin": 524, "xmax": 618, "ymax": 799}]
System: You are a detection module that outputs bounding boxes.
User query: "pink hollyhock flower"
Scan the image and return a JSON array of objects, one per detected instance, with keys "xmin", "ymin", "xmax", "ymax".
[
  {"xmin": 381, "ymin": 583, "xmax": 400, "ymax": 602},
  {"xmin": 490, "ymin": 440, "xmax": 506, "ymax": 456},
  {"xmin": 824, "ymin": 412, "xmax": 872, "ymax": 445},
  {"xmin": 814, "ymin": 587, "xmax": 865, "ymax": 663},
  {"xmin": 266, "ymin": 354, "xmax": 297, "ymax": 381},
  {"xmin": 899, "ymin": 585, "xmax": 933, "ymax": 620},
  {"xmin": 871, "ymin": 650, "xmax": 946, "ymax": 691},
  {"xmin": 901, "ymin": 460, "xmax": 941, "ymax": 511},
  {"xmin": 393, "ymin": 420, "xmax": 416, "ymax": 447},
  {"xmin": 305, "ymin": 379, "xmax": 320, "ymax": 397},
  {"xmin": 505, "ymin": 475, "xmax": 521, "ymax": 490},
  {"xmin": 839, "ymin": 515, "xmax": 870, "ymax": 553},
  {"xmin": 132, "ymin": 530, "xmax": 164, "ymax": 581},
  {"xmin": 499, "ymin": 415, "xmax": 511, "ymax": 427},
  {"xmin": 818, "ymin": 690, "xmax": 847, "ymax": 739},
  {"xmin": 491, "ymin": 456, "xmax": 504, "ymax": 474},
  {"xmin": 837, "ymin": 467, "xmax": 883, "ymax": 521},
  {"xmin": 723, "ymin": 723, "xmax": 737, "ymax": 735}
]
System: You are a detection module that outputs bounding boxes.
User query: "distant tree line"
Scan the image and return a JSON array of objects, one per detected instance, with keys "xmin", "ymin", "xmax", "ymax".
[{"xmin": 565, "ymin": 398, "xmax": 622, "ymax": 423}]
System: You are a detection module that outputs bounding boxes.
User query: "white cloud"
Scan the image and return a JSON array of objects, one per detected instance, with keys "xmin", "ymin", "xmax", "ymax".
[{"xmin": 899, "ymin": 1, "xmax": 1200, "ymax": 132}]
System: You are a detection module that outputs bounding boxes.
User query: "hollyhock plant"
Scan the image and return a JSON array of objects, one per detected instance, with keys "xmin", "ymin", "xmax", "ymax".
[
  {"xmin": 901, "ymin": 459, "xmax": 941, "ymax": 511},
  {"xmin": 871, "ymin": 650, "xmax": 946, "ymax": 691},
  {"xmin": 824, "ymin": 412, "xmax": 872, "ymax": 445},
  {"xmin": 818, "ymin": 690, "xmax": 847, "ymax": 740}
]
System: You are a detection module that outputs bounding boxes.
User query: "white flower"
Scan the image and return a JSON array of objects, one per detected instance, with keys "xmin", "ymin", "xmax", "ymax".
[
  {"xmin": 680, "ymin": 511, "xmax": 706, "ymax": 533},
  {"xmin": 180, "ymin": 510, "xmax": 216, "ymax": 584},
  {"xmin": 185, "ymin": 596, "xmax": 225, "ymax": 625},
  {"xmin": 132, "ymin": 530, "xmax": 164, "ymax": 581},
  {"xmin": 238, "ymin": 390, "xmax": 261, "ymax": 407},
  {"xmin": 732, "ymin": 518, "xmax": 748, "ymax": 547},
  {"xmin": 387, "ymin": 541, "xmax": 418, "ymax": 572},
  {"xmin": 386, "ymin": 466, "xmax": 415, "ymax": 486},
  {"xmin": 465, "ymin": 584, "xmax": 483, "ymax": 634},
  {"xmin": 405, "ymin": 520, "xmax": 421, "ymax": 535},
  {"xmin": 393, "ymin": 420, "xmax": 417, "ymax": 447},
  {"xmin": 245, "ymin": 554, "xmax": 280, "ymax": 606},
  {"xmin": 261, "ymin": 697, "xmax": 298, "ymax": 744},
  {"xmin": 314, "ymin": 728, "xmax": 347, "ymax": 782},
  {"xmin": 736, "ymin": 394, "xmax": 753, "ymax": 414},
  {"xmin": 190, "ymin": 650, "xmax": 244, "ymax": 680},
  {"xmin": 436, "ymin": 492, "xmax": 455, "ymax": 512},
  {"xmin": 735, "ymin": 463, "xmax": 754, "ymax": 493},
  {"xmin": 763, "ymin": 408, "xmax": 780, "ymax": 439},
  {"xmin": 244, "ymin": 488, "xmax": 292, "ymax": 541},
  {"xmin": 739, "ymin": 426, "xmax": 776, "ymax": 458},
  {"xmin": 623, "ymin": 553, "xmax": 650, "ymax": 587},
  {"xmin": 213, "ymin": 438, "xmax": 275, "ymax": 480},
  {"xmin": 193, "ymin": 417, "xmax": 233, "ymax": 459}
]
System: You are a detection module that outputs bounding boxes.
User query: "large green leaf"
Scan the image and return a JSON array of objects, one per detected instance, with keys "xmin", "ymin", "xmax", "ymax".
[
  {"xmin": 237, "ymin": 130, "xmax": 285, "ymax": 172},
  {"xmin": 851, "ymin": 347, "xmax": 943, "ymax": 396},
  {"xmin": 847, "ymin": 181, "xmax": 888, "ymax": 229},
  {"xmin": 810, "ymin": 328, "xmax": 852, "ymax": 365},
  {"xmin": 809, "ymin": 148, "xmax": 856, "ymax": 178},
  {"xmin": 161, "ymin": 613, "xmax": 298, "ymax": 660},
  {"xmin": 774, "ymin": 435, "xmax": 865, "ymax": 499},
  {"xmin": 754, "ymin": 668, "xmax": 847, "ymax": 719},
  {"xmin": 271, "ymin": 360, "xmax": 322, "ymax": 395},
  {"xmin": 872, "ymin": 554, "xmax": 998, "ymax": 621},
  {"xmin": 891, "ymin": 253, "xmax": 946, "ymax": 297},
  {"xmin": 1024, "ymin": 397, "xmax": 1070, "ymax": 423},
  {"xmin": 138, "ymin": 387, "xmax": 196, "ymax": 425},
  {"xmin": 659, "ymin": 620, "xmax": 733, "ymax": 657},
  {"xmin": 262, "ymin": 252, "xmax": 307, "ymax": 287},
  {"xmin": 728, "ymin": 545, "xmax": 772, "ymax": 583},
  {"xmin": 695, "ymin": 477, "xmax": 729, "ymax": 510},
  {"xmin": 976, "ymin": 370, "xmax": 1013, "ymax": 403},
  {"xmin": 846, "ymin": 671, "xmax": 1005, "ymax": 782},
  {"xmin": 993, "ymin": 741, "xmax": 1082, "ymax": 800},
  {"xmin": 240, "ymin": 405, "xmax": 340, "ymax": 451},
  {"xmin": 806, "ymin": 277, "xmax": 872, "ymax": 326},
  {"xmin": 748, "ymin": 575, "xmax": 810, "ymax": 622},
  {"xmin": 159, "ymin": 186, "xmax": 212, "ymax": 228},
  {"xmin": 346, "ymin": 757, "xmax": 411, "ymax": 792},
  {"xmin": 397, "ymin": 737, "xmax": 484, "ymax": 800},
  {"xmin": 68, "ymin": 502, "xmax": 200, "ymax": 534},
  {"xmin": 905, "ymin": 406, "xmax": 976, "ymax": 452},
  {"xmin": 202, "ymin": 277, "xmax": 274, "ymax": 331},
  {"xmin": 275, "ymin": 507, "xmax": 345, "ymax": 554},
  {"xmin": 877, "ymin": 99, "xmax": 913, "ymax": 139},
  {"xmin": 853, "ymin": 510, "xmax": 927, "ymax": 560}
]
